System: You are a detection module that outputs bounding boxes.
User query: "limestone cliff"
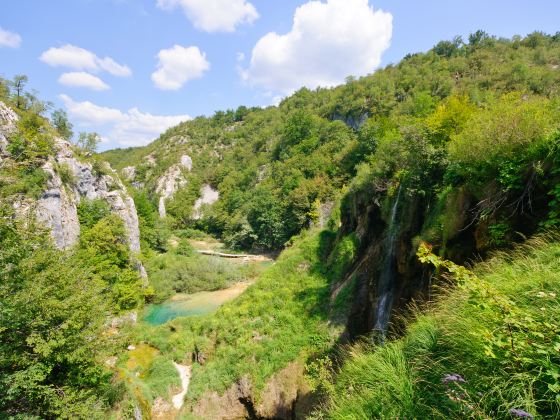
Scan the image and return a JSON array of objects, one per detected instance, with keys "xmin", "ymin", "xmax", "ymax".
[
  {"xmin": 154, "ymin": 155, "xmax": 192, "ymax": 218},
  {"xmin": 0, "ymin": 101, "xmax": 141, "ymax": 254}
]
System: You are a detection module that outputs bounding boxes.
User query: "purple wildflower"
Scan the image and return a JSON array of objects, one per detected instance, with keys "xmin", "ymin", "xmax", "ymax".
[
  {"xmin": 442, "ymin": 374, "xmax": 466, "ymax": 384},
  {"xmin": 509, "ymin": 408, "xmax": 534, "ymax": 419}
]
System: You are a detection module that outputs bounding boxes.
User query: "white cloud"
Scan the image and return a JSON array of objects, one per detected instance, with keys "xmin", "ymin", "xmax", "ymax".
[
  {"xmin": 156, "ymin": 0, "xmax": 258, "ymax": 32},
  {"xmin": 97, "ymin": 57, "xmax": 132, "ymax": 77},
  {"xmin": 151, "ymin": 45, "xmax": 210, "ymax": 90},
  {"xmin": 40, "ymin": 44, "xmax": 132, "ymax": 77},
  {"xmin": 242, "ymin": 0, "xmax": 392, "ymax": 94},
  {"xmin": 58, "ymin": 72, "xmax": 110, "ymax": 91},
  {"xmin": 0, "ymin": 27, "xmax": 22, "ymax": 48},
  {"xmin": 59, "ymin": 94, "xmax": 191, "ymax": 146}
]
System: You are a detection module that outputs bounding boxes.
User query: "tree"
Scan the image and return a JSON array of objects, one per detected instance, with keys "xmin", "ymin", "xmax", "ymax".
[
  {"xmin": 51, "ymin": 109, "xmax": 74, "ymax": 140},
  {"xmin": 76, "ymin": 131, "xmax": 101, "ymax": 154},
  {"xmin": 10, "ymin": 74, "xmax": 28, "ymax": 109}
]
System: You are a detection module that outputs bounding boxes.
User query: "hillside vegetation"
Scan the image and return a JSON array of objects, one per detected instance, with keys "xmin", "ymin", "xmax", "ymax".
[{"xmin": 103, "ymin": 31, "xmax": 560, "ymax": 253}]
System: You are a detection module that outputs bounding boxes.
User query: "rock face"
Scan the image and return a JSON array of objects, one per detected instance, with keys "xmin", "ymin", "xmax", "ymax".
[
  {"xmin": 0, "ymin": 101, "xmax": 142, "ymax": 254},
  {"xmin": 193, "ymin": 184, "xmax": 219, "ymax": 220},
  {"xmin": 0, "ymin": 101, "xmax": 17, "ymax": 159},
  {"xmin": 35, "ymin": 138, "xmax": 142, "ymax": 253},
  {"xmin": 332, "ymin": 112, "xmax": 368, "ymax": 130},
  {"xmin": 36, "ymin": 161, "xmax": 81, "ymax": 249},
  {"xmin": 191, "ymin": 362, "xmax": 314, "ymax": 419},
  {"xmin": 155, "ymin": 155, "xmax": 192, "ymax": 218},
  {"xmin": 155, "ymin": 165, "xmax": 187, "ymax": 218},
  {"xmin": 180, "ymin": 154, "xmax": 193, "ymax": 171},
  {"xmin": 122, "ymin": 166, "xmax": 136, "ymax": 181}
]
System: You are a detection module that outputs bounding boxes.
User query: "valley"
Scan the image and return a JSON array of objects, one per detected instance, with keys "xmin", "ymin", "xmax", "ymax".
[{"xmin": 1, "ymin": 29, "xmax": 560, "ymax": 419}]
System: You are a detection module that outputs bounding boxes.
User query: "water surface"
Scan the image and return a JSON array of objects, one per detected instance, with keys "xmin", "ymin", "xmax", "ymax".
[{"xmin": 144, "ymin": 283, "xmax": 250, "ymax": 325}]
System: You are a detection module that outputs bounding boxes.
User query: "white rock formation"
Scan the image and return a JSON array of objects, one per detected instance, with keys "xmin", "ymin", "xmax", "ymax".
[
  {"xmin": 0, "ymin": 101, "xmax": 142, "ymax": 254},
  {"xmin": 155, "ymin": 157, "xmax": 192, "ymax": 218},
  {"xmin": 180, "ymin": 154, "xmax": 193, "ymax": 170},
  {"xmin": 193, "ymin": 184, "xmax": 219, "ymax": 220}
]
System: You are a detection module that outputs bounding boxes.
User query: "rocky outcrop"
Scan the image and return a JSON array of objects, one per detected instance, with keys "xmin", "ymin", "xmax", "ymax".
[
  {"xmin": 34, "ymin": 138, "xmax": 142, "ymax": 253},
  {"xmin": 193, "ymin": 184, "xmax": 219, "ymax": 220},
  {"xmin": 0, "ymin": 100, "xmax": 142, "ymax": 254},
  {"xmin": 122, "ymin": 166, "xmax": 136, "ymax": 181},
  {"xmin": 180, "ymin": 155, "xmax": 193, "ymax": 171},
  {"xmin": 0, "ymin": 101, "xmax": 17, "ymax": 159},
  {"xmin": 332, "ymin": 112, "xmax": 368, "ymax": 130},
  {"xmin": 36, "ymin": 161, "xmax": 81, "ymax": 249},
  {"xmin": 190, "ymin": 362, "xmax": 314, "ymax": 419},
  {"xmin": 155, "ymin": 155, "xmax": 192, "ymax": 218}
]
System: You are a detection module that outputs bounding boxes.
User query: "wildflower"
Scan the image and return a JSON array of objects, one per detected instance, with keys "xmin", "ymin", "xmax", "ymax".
[
  {"xmin": 509, "ymin": 408, "xmax": 534, "ymax": 419},
  {"xmin": 442, "ymin": 374, "xmax": 466, "ymax": 384},
  {"xmin": 549, "ymin": 292, "xmax": 557, "ymax": 298},
  {"xmin": 536, "ymin": 292, "xmax": 546, "ymax": 298}
]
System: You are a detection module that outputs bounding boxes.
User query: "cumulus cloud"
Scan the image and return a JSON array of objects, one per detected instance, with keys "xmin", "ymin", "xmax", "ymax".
[
  {"xmin": 40, "ymin": 44, "xmax": 132, "ymax": 77},
  {"xmin": 58, "ymin": 72, "xmax": 110, "ymax": 91},
  {"xmin": 242, "ymin": 0, "xmax": 392, "ymax": 94},
  {"xmin": 60, "ymin": 94, "xmax": 190, "ymax": 146},
  {"xmin": 151, "ymin": 45, "xmax": 210, "ymax": 90},
  {"xmin": 156, "ymin": 0, "xmax": 258, "ymax": 32},
  {"xmin": 0, "ymin": 27, "xmax": 22, "ymax": 48}
]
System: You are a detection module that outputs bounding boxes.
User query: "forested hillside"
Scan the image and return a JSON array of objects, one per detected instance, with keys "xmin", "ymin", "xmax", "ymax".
[{"xmin": 103, "ymin": 30, "xmax": 560, "ymax": 253}]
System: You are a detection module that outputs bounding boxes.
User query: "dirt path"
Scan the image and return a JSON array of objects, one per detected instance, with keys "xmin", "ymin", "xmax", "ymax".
[{"xmin": 172, "ymin": 362, "xmax": 191, "ymax": 410}]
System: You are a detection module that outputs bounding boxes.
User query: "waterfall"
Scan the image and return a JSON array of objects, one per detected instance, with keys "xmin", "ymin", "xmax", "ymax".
[{"xmin": 373, "ymin": 185, "xmax": 402, "ymax": 339}]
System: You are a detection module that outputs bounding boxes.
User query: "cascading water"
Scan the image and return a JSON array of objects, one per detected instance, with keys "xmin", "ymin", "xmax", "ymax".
[{"xmin": 373, "ymin": 185, "xmax": 402, "ymax": 339}]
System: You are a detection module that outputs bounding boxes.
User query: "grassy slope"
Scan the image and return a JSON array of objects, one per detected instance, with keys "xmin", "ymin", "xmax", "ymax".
[
  {"xmin": 126, "ymin": 229, "xmax": 348, "ymax": 409},
  {"xmin": 317, "ymin": 237, "xmax": 560, "ymax": 419}
]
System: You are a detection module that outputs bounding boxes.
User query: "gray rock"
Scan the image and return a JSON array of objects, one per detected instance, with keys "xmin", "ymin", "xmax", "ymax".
[
  {"xmin": 180, "ymin": 155, "xmax": 193, "ymax": 171},
  {"xmin": 193, "ymin": 184, "xmax": 219, "ymax": 220}
]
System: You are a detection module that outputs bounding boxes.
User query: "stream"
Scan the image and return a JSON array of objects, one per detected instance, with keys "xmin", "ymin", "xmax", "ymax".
[{"xmin": 172, "ymin": 363, "xmax": 191, "ymax": 410}]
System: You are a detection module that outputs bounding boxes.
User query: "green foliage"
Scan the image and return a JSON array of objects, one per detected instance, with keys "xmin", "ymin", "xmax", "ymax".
[
  {"xmin": 0, "ymin": 209, "xmax": 118, "ymax": 418},
  {"xmin": 145, "ymin": 251, "xmax": 248, "ymax": 301},
  {"xmin": 7, "ymin": 112, "xmax": 54, "ymax": 164},
  {"xmin": 51, "ymin": 109, "xmax": 73, "ymax": 140},
  {"xmin": 76, "ymin": 214, "xmax": 144, "ymax": 311},
  {"xmin": 54, "ymin": 161, "xmax": 76, "ymax": 186},
  {"xmin": 0, "ymin": 165, "xmax": 50, "ymax": 199},
  {"xmin": 131, "ymin": 231, "xmax": 336, "ymax": 403},
  {"xmin": 77, "ymin": 199, "xmax": 111, "ymax": 228},
  {"xmin": 76, "ymin": 131, "xmax": 101, "ymax": 154},
  {"xmin": 326, "ymin": 233, "xmax": 359, "ymax": 284},
  {"xmin": 448, "ymin": 94, "xmax": 557, "ymax": 166}
]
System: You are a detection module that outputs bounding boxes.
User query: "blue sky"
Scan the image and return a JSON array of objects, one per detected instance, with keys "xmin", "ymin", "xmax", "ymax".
[{"xmin": 0, "ymin": 0, "xmax": 558, "ymax": 150}]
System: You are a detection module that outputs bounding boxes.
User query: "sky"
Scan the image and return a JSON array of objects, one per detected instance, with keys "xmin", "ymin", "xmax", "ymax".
[{"xmin": 0, "ymin": 0, "xmax": 558, "ymax": 150}]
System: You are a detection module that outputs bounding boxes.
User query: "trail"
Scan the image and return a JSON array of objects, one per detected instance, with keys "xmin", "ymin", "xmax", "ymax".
[{"xmin": 171, "ymin": 362, "xmax": 191, "ymax": 410}]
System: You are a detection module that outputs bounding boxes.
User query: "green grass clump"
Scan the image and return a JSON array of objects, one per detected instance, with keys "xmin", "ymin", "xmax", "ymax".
[{"xmin": 318, "ymin": 236, "xmax": 560, "ymax": 419}]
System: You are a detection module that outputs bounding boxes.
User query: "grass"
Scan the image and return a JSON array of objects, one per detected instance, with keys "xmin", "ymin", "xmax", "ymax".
[{"xmin": 315, "ymin": 236, "xmax": 560, "ymax": 419}]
